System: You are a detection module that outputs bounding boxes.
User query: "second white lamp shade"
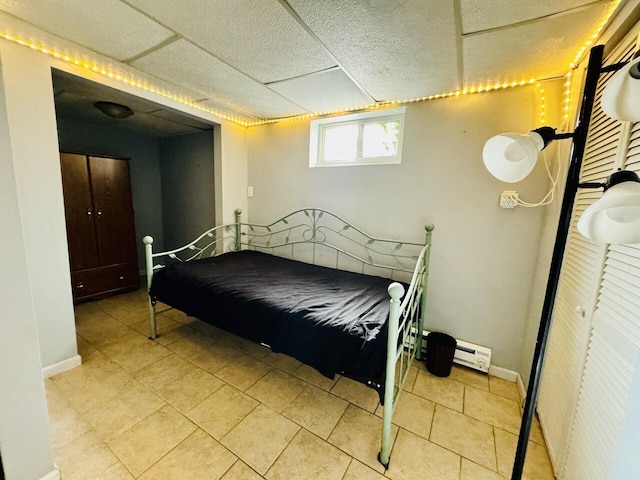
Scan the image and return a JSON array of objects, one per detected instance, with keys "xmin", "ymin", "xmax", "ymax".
[{"xmin": 577, "ymin": 176, "xmax": 640, "ymax": 244}]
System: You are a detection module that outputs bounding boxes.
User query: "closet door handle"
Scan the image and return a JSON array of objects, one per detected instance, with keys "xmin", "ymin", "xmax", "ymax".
[
  {"xmin": 86, "ymin": 208, "xmax": 93, "ymax": 216},
  {"xmin": 96, "ymin": 209, "xmax": 103, "ymax": 217}
]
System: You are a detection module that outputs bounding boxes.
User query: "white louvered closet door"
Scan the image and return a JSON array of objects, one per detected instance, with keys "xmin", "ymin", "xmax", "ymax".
[
  {"xmin": 561, "ymin": 86, "xmax": 640, "ymax": 479},
  {"xmin": 535, "ymin": 52, "xmax": 621, "ymax": 472}
]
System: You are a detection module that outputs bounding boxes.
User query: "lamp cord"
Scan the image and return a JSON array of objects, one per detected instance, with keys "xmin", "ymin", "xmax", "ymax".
[{"xmin": 514, "ymin": 112, "xmax": 572, "ymax": 208}]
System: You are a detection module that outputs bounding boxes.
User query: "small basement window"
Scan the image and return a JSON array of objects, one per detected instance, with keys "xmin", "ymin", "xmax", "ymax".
[{"xmin": 309, "ymin": 107, "xmax": 405, "ymax": 167}]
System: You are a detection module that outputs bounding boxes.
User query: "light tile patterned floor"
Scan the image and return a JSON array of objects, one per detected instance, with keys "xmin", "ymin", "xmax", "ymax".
[{"xmin": 46, "ymin": 289, "xmax": 554, "ymax": 479}]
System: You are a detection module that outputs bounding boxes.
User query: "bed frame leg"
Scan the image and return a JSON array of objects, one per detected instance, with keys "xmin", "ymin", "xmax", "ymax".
[
  {"xmin": 143, "ymin": 236, "xmax": 157, "ymax": 340},
  {"xmin": 380, "ymin": 282, "xmax": 405, "ymax": 468}
]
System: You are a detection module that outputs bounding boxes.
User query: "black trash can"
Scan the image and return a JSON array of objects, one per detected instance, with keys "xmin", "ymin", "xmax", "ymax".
[{"xmin": 425, "ymin": 332, "xmax": 457, "ymax": 377}]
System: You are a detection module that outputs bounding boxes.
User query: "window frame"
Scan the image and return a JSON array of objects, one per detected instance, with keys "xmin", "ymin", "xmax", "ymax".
[{"xmin": 309, "ymin": 106, "xmax": 406, "ymax": 168}]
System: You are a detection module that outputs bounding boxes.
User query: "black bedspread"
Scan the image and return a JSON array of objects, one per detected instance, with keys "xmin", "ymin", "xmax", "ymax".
[{"xmin": 149, "ymin": 250, "xmax": 395, "ymax": 383}]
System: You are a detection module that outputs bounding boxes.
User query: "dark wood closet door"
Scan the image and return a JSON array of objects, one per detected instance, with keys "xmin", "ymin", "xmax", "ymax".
[
  {"xmin": 59, "ymin": 153, "xmax": 99, "ymax": 271},
  {"xmin": 88, "ymin": 156, "xmax": 137, "ymax": 266}
]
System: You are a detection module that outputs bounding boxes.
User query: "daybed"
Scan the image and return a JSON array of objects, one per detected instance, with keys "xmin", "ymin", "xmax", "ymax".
[{"xmin": 143, "ymin": 208, "xmax": 434, "ymax": 467}]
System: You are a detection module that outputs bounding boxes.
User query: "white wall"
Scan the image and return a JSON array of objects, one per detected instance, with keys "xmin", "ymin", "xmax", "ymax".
[
  {"xmin": 0, "ymin": 42, "xmax": 79, "ymax": 375},
  {"xmin": 248, "ymin": 84, "xmax": 562, "ymax": 370},
  {"xmin": 0, "ymin": 42, "xmax": 57, "ymax": 480},
  {"xmin": 56, "ymin": 118, "xmax": 166, "ymax": 267},
  {"xmin": 160, "ymin": 131, "xmax": 215, "ymax": 249},
  {"xmin": 0, "ymin": 36, "xmax": 249, "ymax": 478}
]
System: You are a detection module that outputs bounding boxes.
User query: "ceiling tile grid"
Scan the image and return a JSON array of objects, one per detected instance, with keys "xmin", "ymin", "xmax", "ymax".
[
  {"xmin": 0, "ymin": 0, "xmax": 174, "ymax": 60},
  {"xmin": 460, "ymin": 0, "xmax": 609, "ymax": 34},
  {"xmin": 463, "ymin": 2, "xmax": 617, "ymax": 85},
  {"xmin": 0, "ymin": 0, "xmax": 629, "ymax": 129},
  {"xmin": 130, "ymin": 39, "xmax": 308, "ymax": 118},
  {"xmin": 125, "ymin": 0, "xmax": 337, "ymax": 83},
  {"xmin": 286, "ymin": 0, "xmax": 460, "ymax": 101},
  {"xmin": 268, "ymin": 68, "xmax": 374, "ymax": 113}
]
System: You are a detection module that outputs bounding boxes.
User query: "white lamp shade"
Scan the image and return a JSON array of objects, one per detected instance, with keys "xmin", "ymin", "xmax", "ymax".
[
  {"xmin": 577, "ymin": 180, "xmax": 640, "ymax": 244},
  {"xmin": 601, "ymin": 55, "xmax": 640, "ymax": 122},
  {"xmin": 482, "ymin": 131, "xmax": 545, "ymax": 183}
]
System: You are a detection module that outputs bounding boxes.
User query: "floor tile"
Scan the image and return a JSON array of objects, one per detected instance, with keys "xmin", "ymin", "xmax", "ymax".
[
  {"xmin": 327, "ymin": 404, "xmax": 393, "ymax": 473},
  {"xmin": 330, "ymin": 376, "xmax": 380, "ymax": 413},
  {"xmin": 464, "ymin": 386, "xmax": 522, "ymax": 435},
  {"xmin": 187, "ymin": 384, "xmax": 259, "ymax": 440},
  {"xmin": 265, "ymin": 429, "xmax": 351, "ymax": 480},
  {"xmin": 448, "ymin": 366, "xmax": 490, "ymax": 390},
  {"xmin": 385, "ymin": 429, "xmax": 460, "ymax": 480},
  {"xmin": 48, "ymin": 292, "xmax": 554, "ymax": 480},
  {"xmin": 221, "ymin": 404, "xmax": 300, "ymax": 475},
  {"xmin": 430, "ymin": 404, "xmax": 496, "ymax": 470},
  {"xmin": 215, "ymin": 352, "xmax": 273, "ymax": 391},
  {"xmin": 294, "ymin": 364, "xmax": 339, "ymax": 391},
  {"xmin": 80, "ymin": 378, "xmax": 165, "ymax": 440},
  {"xmin": 166, "ymin": 333, "xmax": 219, "ymax": 360},
  {"xmin": 375, "ymin": 390, "xmax": 435, "ymax": 440},
  {"xmin": 135, "ymin": 353, "xmax": 224, "ymax": 412},
  {"xmin": 220, "ymin": 461, "xmax": 263, "ymax": 480},
  {"xmin": 108, "ymin": 404, "xmax": 197, "ymax": 477},
  {"xmin": 342, "ymin": 459, "xmax": 386, "ymax": 480},
  {"xmin": 246, "ymin": 368, "xmax": 307, "ymax": 412},
  {"xmin": 494, "ymin": 427, "xmax": 555, "ymax": 479},
  {"xmin": 460, "ymin": 458, "xmax": 505, "ymax": 480},
  {"xmin": 261, "ymin": 349, "xmax": 303, "ymax": 373},
  {"xmin": 489, "ymin": 376, "xmax": 520, "ymax": 402},
  {"xmin": 138, "ymin": 429, "xmax": 237, "ymax": 480},
  {"xmin": 282, "ymin": 384, "xmax": 348, "ymax": 439},
  {"xmin": 99, "ymin": 333, "xmax": 172, "ymax": 373},
  {"xmin": 95, "ymin": 463, "xmax": 135, "ymax": 480},
  {"xmin": 412, "ymin": 369, "xmax": 464, "ymax": 411},
  {"xmin": 54, "ymin": 430, "xmax": 119, "ymax": 480},
  {"xmin": 190, "ymin": 341, "xmax": 245, "ymax": 374}
]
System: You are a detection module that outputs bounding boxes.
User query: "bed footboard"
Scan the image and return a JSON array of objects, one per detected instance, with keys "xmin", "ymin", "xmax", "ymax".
[{"xmin": 379, "ymin": 225, "xmax": 434, "ymax": 468}]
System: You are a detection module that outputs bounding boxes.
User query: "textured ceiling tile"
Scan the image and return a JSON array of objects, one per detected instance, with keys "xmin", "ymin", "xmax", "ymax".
[
  {"xmin": 268, "ymin": 69, "xmax": 373, "ymax": 113},
  {"xmin": 463, "ymin": 4, "xmax": 613, "ymax": 86},
  {"xmin": 194, "ymin": 100, "xmax": 259, "ymax": 125},
  {"xmin": 287, "ymin": 0, "xmax": 459, "ymax": 101},
  {"xmin": 131, "ymin": 39, "xmax": 308, "ymax": 119},
  {"xmin": 127, "ymin": 0, "xmax": 336, "ymax": 83},
  {"xmin": 0, "ymin": 0, "xmax": 174, "ymax": 61},
  {"xmin": 460, "ymin": 0, "xmax": 609, "ymax": 34}
]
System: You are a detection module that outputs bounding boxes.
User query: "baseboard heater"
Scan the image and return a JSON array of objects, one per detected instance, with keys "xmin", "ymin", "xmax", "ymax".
[{"xmin": 411, "ymin": 329, "xmax": 492, "ymax": 373}]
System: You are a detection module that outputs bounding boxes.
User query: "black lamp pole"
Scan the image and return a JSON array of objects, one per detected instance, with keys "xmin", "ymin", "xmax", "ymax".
[{"xmin": 511, "ymin": 44, "xmax": 604, "ymax": 479}]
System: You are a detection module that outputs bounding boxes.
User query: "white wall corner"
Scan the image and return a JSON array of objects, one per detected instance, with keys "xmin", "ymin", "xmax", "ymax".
[{"xmin": 42, "ymin": 355, "xmax": 81, "ymax": 379}]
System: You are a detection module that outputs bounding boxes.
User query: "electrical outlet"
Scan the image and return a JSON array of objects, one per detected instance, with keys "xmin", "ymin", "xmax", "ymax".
[{"xmin": 500, "ymin": 191, "xmax": 518, "ymax": 208}]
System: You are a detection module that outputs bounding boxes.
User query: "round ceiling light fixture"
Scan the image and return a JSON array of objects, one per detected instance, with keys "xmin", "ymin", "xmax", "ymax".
[{"xmin": 93, "ymin": 101, "xmax": 134, "ymax": 119}]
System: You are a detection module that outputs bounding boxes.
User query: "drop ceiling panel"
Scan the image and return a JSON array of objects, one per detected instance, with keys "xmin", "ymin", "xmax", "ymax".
[
  {"xmin": 0, "ymin": 0, "xmax": 174, "ymax": 61},
  {"xmin": 131, "ymin": 39, "xmax": 307, "ymax": 119},
  {"xmin": 268, "ymin": 69, "xmax": 373, "ymax": 113},
  {"xmin": 463, "ymin": 4, "xmax": 613, "ymax": 85},
  {"xmin": 460, "ymin": 0, "xmax": 610, "ymax": 34},
  {"xmin": 127, "ymin": 0, "xmax": 336, "ymax": 83},
  {"xmin": 194, "ymin": 100, "xmax": 259, "ymax": 125},
  {"xmin": 287, "ymin": 0, "xmax": 459, "ymax": 101}
]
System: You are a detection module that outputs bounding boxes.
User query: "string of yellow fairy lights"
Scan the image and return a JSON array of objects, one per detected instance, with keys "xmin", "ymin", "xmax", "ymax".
[{"xmin": 0, "ymin": 0, "xmax": 619, "ymax": 127}]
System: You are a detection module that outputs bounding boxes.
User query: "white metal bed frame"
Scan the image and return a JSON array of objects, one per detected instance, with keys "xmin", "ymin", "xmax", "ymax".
[{"xmin": 143, "ymin": 208, "xmax": 434, "ymax": 468}]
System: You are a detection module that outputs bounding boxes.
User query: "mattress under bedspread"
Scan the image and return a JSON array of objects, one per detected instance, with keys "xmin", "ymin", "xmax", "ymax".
[{"xmin": 149, "ymin": 250, "xmax": 395, "ymax": 382}]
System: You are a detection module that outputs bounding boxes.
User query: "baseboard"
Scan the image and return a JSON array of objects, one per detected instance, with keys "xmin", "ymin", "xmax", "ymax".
[
  {"xmin": 39, "ymin": 467, "xmax": 61, "ymax": 480},
  {"xmin": 41, "ymin": 355, "xmax": 81, "ymax": 379},
  {"xmin": 488, "ymin": 365, "xmax": 518, "ymax": 382},
  {"xmin": 516, "ymin": 373, "xmax": 527, "ymax": 407}
]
